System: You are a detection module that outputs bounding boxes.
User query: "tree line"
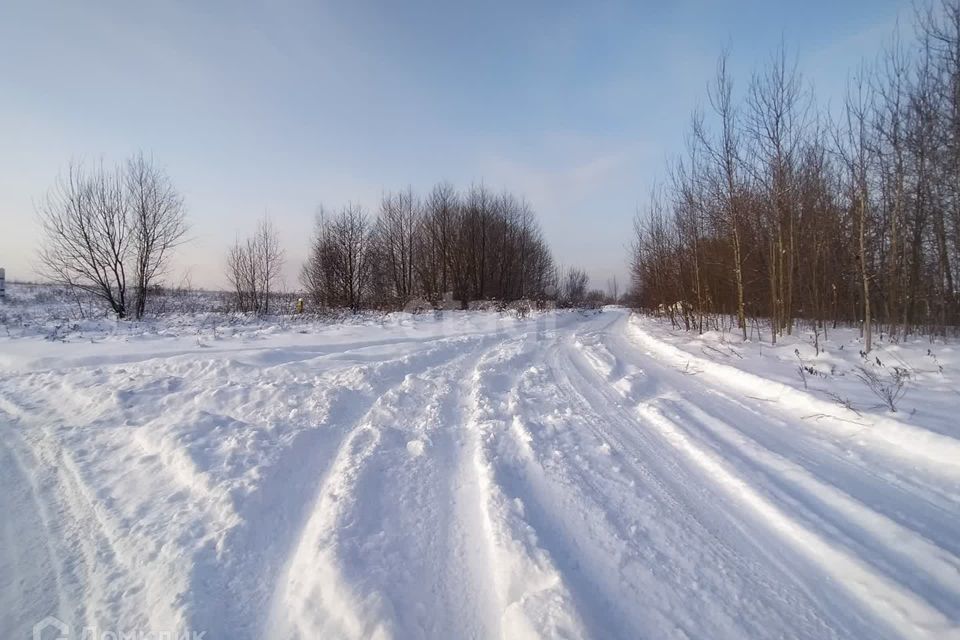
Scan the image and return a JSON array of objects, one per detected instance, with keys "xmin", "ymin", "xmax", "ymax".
[
  {"xmin": 630, "ymin": 0, "xmax": 960, "ymax": 350},
  {"xmin": 295, "ymin": 183, "xmax": 559, "ymax": 311},
  {"xmin": 38, "ymin": 163, "xmax": 602, "ymax": 316}
]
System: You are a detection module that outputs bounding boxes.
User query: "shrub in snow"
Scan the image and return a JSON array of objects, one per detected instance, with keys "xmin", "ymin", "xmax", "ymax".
[{"xmin": 855, "ymin": 365, "xmax": 909, "ymax": 412}]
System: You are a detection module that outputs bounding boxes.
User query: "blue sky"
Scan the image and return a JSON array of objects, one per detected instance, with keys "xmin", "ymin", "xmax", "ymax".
[{"xmin": 0, "ymin": 0, "xmax": 911, "ymax": 290}]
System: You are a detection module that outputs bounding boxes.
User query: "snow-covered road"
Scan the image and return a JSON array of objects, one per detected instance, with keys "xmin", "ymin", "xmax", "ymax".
[{"xmin": 2, "ymin": 309, "xmax": 959, "ymax": 639}]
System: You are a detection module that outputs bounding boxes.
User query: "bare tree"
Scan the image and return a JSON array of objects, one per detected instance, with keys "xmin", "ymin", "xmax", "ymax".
[
  {"xmin": 37, "ymin": 154, "xmax": 187, "ymax": 319},
  {"xmin": 226, "ymin": 217, "xmax": 285, "ymax": 314},
  {"xmin": 561, "ymin": 267, "xmax": 589, "ymax": 307},
  {"xmin": 696, "ymin": 51, "xmax": 749, "ymax": 339},
  {"xmin": 125, "ymin": 153, "xmax": 187, "ymax": 318},
  {"xmin": 301, "ymin": 204, "xmax": 373, "ymax": 312},
  {"xmin": 745, "ymin": 43, "xmax": 810, "ymax": 340},
  {"xmin": 301, "ymin": 206, "xmax": 336, "ymax": 308},
  {"xmin": 606, "ymin": 275, "xmax": 620, "ymax": 303},
  {"xmin": 38, "ymin": 160, "xmax": 131, "ymax": 317},
  {"xmin": 257, "ymin": 218, "xmax": 285, "ymax": 313},
  {"xmin": 374, "ymin": 187, "xmax": 420, "ymax": 303},
  {"xmin": 838, "ymin": 67, "xmax": 877, "ymax": 352},
  {"xmin": 227, "ymin": 236, "xmax": 258, "ymax": 313},
  {"xmin": 417, "ymin": 182, "xmax": 459, "ymax": 300}
]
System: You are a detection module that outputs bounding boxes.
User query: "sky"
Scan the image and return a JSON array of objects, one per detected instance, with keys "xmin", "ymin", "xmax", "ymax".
[{"xmin": 0, "ymin": 0, "xmax": 913, "ymax": 292}]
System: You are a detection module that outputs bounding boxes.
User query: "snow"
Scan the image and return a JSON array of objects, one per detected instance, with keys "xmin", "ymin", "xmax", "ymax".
[{"xmin": 2, "ymin": 292, "xmax": 959, "ymax": 639}]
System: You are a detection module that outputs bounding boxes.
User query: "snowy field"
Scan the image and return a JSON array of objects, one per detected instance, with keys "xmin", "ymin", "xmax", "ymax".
[{"xmin": 2, "ymin": 286, "xmax": 960, "ymax": 639}]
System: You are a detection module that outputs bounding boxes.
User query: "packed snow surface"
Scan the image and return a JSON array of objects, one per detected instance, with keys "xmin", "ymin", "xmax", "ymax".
[{"xmin": 2, "ymin": 305, "xmax": 960, "ymax": 639}]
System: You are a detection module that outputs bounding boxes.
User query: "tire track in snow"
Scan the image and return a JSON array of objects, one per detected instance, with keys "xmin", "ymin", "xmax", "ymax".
[
  {"xmin": 0, "ymin": 423, "xmax": 73, "ymax": 637},
  {"xmin": 624, "ymin": 316, "xmax": 960, "ymax": 475},
  {"xmin": 8, "ymin": 325, "xmax": 504, "ymax": 374},
  {"xmin": 631, "ymin": 402, "xmax": 959, "ymax": 639},
  {"xmin": 484, "ymin": 340, "xmax": 668, "ymax": 639},
  {"xmin": 595, "ymin": 325, "xmax": 960, "ymax": 546},
  {"xmin": 658, "ymin": 396, "xmax": 960, "ymax": 619},
  {"xmin": 3, "ymin": 371, "xmax": 242, "ymax": 636},
  {"xmin": 191, "ymin": 333, "xmax": 503, "ymax": 639},
  {"xmin": 460, "ymin": 330, "xmax": 590, "ymax": 639},
  {"xmin": 543, "ymin": 330, "xmax": 886, "ymax": 639},
  {"xmin": 3, "ymin": 331, "xmax": 499, "ymax": 639},
  {"xmin": 266, "ymin": 331, "xmax": 535, "ymax": 639},
  {"xmin": 0, "ymin": 422, "xmax": 172, "ymax": 634},
  {"xmin": 591, "ymin": 319, "xmax": 960, "ymax": 620},
  {"xmin": 462, "ymin": 314, "xmax": 686, "ymax": 638},
  {"xmin": 575, "ymin": 313, "xmax": 960, "ymax": 639},
  {"xmin": 1, "ymin": 392, "xmax": 196, "ymax": 635},
  {"xmin": 456, "ymin": 313, "xmax": 861, "ymax": 638}
]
